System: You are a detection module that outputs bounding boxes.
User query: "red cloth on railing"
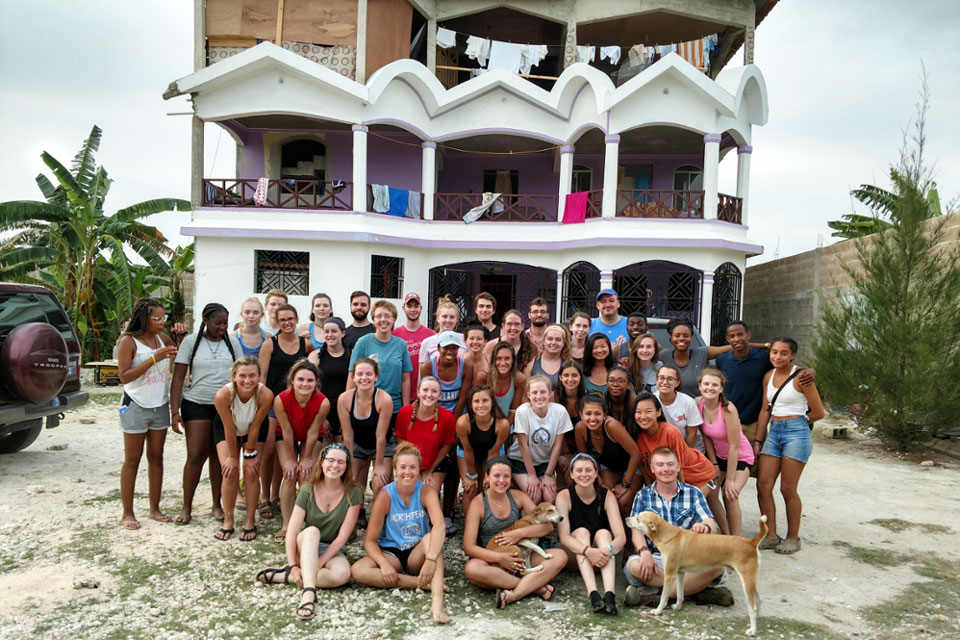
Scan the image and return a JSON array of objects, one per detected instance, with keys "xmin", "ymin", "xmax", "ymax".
[{"xmin": 562, "ymin": 191, "xmax": 589, "ymax": 223}]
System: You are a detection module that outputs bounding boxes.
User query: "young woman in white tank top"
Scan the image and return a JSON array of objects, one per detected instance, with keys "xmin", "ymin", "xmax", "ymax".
[
  {"xmin": 116, "ymin": 298, "xmax": 179, "ymax": 531},
  {"xmin": 754, "ymin": 338, "xmax": 824, "ymax": 556}
]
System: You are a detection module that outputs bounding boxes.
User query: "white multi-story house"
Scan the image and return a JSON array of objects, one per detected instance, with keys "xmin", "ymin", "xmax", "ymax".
[{"xmin": 165, "ymin": 0, "xmax": 774, "ymax": 343}]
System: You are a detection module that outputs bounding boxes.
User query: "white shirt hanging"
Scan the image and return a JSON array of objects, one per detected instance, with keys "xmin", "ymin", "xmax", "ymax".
[
  {"xmin": 488, "ymin": 40, "xmax": 524, "ymax": 73},
  {"xmin": 436, "ymin": 27, "xmax": 456, "ymax": 49},
  {"xmin": 599, "ymin": 46, "xmax": 621, "ymax": 65},
  {"xmin": 576, "ymin": 45, "xmax": 595, "ymax": 63},
  {"xmin": 465, "ymin": 36, "xmax": 491, "ymax": 66}
]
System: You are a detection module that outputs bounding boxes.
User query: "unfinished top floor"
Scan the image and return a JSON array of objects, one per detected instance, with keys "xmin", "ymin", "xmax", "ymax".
[{"xmin": 199, "ymin": 0, "xmax": 777, "ymax": 85}]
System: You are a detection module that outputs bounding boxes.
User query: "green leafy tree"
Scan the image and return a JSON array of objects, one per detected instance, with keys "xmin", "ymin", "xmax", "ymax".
[
  {"xmin": 0, "ymin": 125, "xmax": 190, "ymax": 360},
  {"xmin": 813, "ymin": 79, "xmax": 960, "ymax": 449}
]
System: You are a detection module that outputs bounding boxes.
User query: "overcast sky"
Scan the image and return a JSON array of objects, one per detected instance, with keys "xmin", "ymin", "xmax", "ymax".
[{"xmin": 2, "ymin": 0, "xmax": 958, "ymax": 265}]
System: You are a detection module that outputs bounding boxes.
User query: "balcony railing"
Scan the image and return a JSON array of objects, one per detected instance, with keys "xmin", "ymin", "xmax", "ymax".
[
  {"xmin": 585, "ymin": 190, "xmax": 604, "ymax": 219},
  {"xmin": 202, "ymin": 179, "xmax": 353, "ymax": 210},
  {"xmin": 616, "ymin": 189, "xmax": 704, "ymax": 219},
  {"xmin": 717, "ymin": 193, "xmax": 743, "ymax": 224},
  {"xmin": 435, "ymin": 193, "xmax": 558, "ymax": 222}
]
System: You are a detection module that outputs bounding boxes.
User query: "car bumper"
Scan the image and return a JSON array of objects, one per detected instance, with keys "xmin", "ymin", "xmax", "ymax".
[{"xmin": 0, "ymin": 390, "xmax": 90, "ymax": 434}]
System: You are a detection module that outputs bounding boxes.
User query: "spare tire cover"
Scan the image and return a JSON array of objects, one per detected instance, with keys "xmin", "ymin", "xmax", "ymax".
[{"xmin": 0, "ymin": 322, "xmax": 69, "ymax": 403}]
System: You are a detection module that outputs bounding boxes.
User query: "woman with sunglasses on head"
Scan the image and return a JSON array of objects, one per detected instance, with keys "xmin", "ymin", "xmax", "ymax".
[
  {"xmin": 555, "ymin": 452, "xmax": 626, "ymax": 615},
  {"xmin": 256, "ymin": 442, "xmax": 362, "ymax": 619},
  {"xmin": 212, "ymin": 356, "xmax": 274, "ymax": 541},
  {"xmin": 258, "ymin": 304, "xmax": 315, "ymax": 522},
  {"xmin": 117, "ymin": 298, "xmax": 179, "ymax": 530},
  {"xmin": 456, "ymin": 385, "xmax": 510, "ymax": 516},
  {"xmin": 170, "ymin": 302, "xmax": 242, "ymax": 525},
  {"xmin": 574, "ymin": 393, "xmax": 640, "ymax": 514}
]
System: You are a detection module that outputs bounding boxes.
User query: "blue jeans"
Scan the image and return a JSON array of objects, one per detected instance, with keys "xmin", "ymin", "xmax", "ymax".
[{"xmin": 761, "ymin": 417, "xmax": 812, "ymax": 463}]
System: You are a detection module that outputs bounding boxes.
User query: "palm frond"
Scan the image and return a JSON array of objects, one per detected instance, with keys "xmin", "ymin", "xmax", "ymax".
[
  {"xmin": 71, "ymin": 124, "xmax": 102, "ymax": 191},
  {"xmin": 87, "ymin": 166, "xmax": 112, "ymax": 211},
  {"xmin": 114, "ymin": 198, "xmax": 191, "ymax": 221},
  {"xmin": 851, "ymin": 184, "xmax": 899, "ymax": 215},
  {"xmin": 0, "ymin": 201, "xmax": 72, "ymax": 230},
  {"xmin": 41, "ymin": 152, "xmax": 89, "ymax": 214}
]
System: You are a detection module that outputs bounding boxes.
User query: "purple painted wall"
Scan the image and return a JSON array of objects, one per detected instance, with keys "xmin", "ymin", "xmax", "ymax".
[
  {"xmin": 436, "ymin": 152, "xmax": 557, "ymax": 194},
  {"xmin": 238, "ymin": 131, "xmax": 266, "ymax": 178}
]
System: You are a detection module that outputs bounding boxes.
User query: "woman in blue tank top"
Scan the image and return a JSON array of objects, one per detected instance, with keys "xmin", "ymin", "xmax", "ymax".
[
  {"xmin": 351, "ymin": 442, "xmax": 448, "ymax": 624},
  {"xmin": 419, "ymin": 331, "xmax": 473, "ymax": 417}
]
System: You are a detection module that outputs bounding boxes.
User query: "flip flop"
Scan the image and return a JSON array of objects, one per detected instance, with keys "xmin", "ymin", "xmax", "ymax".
[
  {"xmin": 496, "ymin": 588, "xmax": 508, "ymax": 610},
  {"xmin": 121, "ymin": 519, "xmax": 140, "ymax": 530},
  {"xmin": 214, "ymin": 527, "xmax": 234, "ymax": 541},
  {"xmin": 256, "ymin": 565, "xmax": 294, "ymax": 584},
  {"xmin": 258, "ymin": 502, "xmax": 275, "ymax": 519},
  {"xmin": 275, "ymin": 530, "xmax": 286, "ymax": 543},
  {"xmin": 240, "ymin": 527, "xmax": 257, "ymax": 541}
]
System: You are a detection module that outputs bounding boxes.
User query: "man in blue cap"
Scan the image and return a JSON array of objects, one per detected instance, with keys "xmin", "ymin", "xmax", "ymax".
[{"xmin": 589, "ymin": 288, "xmax": 630, "ymax": 351}]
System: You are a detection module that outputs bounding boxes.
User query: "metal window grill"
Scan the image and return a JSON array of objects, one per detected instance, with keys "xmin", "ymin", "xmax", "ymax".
[
  {"xmin": 371, "ymin": 255, "xmax": 404, "ymax": 299},
  {"xmin": 710, "ymin": 262, "xmax": 743, "ymax": 345},
  {"xmin": 255, "ymin": 250, "xmax": 309, "ymax": 296},
  {"xmin": 561, "ymin": 261, "xmax": 601, "ymax": 320}
]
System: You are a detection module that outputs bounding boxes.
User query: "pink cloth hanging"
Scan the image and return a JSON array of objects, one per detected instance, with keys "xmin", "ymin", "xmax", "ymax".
[{"xmin": 563, "ymin": 191, "xmax": 590, "ymax": 223}]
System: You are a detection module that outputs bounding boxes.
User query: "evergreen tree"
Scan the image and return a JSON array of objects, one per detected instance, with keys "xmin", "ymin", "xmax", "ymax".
[{"xmin": 813, "ymin": 79, "xmax": 960, "ymax": 449}]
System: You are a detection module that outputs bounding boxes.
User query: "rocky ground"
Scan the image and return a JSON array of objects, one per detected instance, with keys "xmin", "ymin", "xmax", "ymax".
[{"xmin": 0, "ymin": 377, "xmax": 958, "ymax": 639}]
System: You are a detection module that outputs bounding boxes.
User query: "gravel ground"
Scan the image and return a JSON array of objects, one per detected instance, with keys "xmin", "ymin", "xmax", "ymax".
[{"xmin": 1, "ymin": 379, "xmax": 959, "ymax": 639}]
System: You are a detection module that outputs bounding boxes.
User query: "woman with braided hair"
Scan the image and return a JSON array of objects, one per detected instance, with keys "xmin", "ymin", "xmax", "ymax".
[
  {"xmin": 394, "ymin": 376, "xmax": 456, "ymax": 491},
  {"xmin": 116, "ymin": 298, "xmax": 179, "ymax": 530},
  {"xmin": 170, "ymin": 302, "xmax": 242, "ymax": 524}
]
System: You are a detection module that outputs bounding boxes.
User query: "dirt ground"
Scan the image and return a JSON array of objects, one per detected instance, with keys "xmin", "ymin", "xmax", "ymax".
[{"xmin": 1, "ymin": 380, "xmax": 958, "ymax": 639}]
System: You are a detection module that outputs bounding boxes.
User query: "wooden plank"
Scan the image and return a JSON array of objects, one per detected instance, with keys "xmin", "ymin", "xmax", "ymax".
[
  {"xmin": 207, "ymin": 35, "xmax": 258, "ymax": 47},
  {"xmin": 205, "ymin": 0, "xmax": 357, "ymax": 46},
  {"xmin": 365, "ymin": 0, "xmax": 411, "ymax": 77},
  {"xmin": 435, "ymin": 65, "xmax": 559, "ymax": 81},
  {"xmin": 275, "ymin": 0, "xmax": 285, "ymax": 43}
]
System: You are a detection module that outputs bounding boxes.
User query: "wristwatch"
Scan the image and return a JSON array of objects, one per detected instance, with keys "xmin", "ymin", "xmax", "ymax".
[
  {"xmin": 619, "ymin": 481, "xmax": 630, "ymax": 489},
  {"xmin": 242, "ymin": 449, "xmax": 258, "ymax": 459}
]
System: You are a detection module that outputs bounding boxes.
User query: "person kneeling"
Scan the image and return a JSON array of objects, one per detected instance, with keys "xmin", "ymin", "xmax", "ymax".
[
  {"xmin": 351, "ymin": 441, "xmax": 449, "ymax": 624},
  {"xmin": 623, "ymin": 446, "xmax": 733, "ymax": 608}
]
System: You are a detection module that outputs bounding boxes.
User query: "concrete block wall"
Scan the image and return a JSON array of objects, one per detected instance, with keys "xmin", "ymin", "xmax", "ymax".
[{"xmin": 742, "ymin": 210, "xmax": 960, "ymax": 359}]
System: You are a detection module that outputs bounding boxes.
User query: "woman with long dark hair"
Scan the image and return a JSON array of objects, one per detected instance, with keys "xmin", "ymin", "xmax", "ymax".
[
  {"xmin": 583, "ymin": 334, "xmax": 616, "ymax": 394},
  {"xmin": 455, "ymin": 385, "xmax": 510, "ymax": 515}
]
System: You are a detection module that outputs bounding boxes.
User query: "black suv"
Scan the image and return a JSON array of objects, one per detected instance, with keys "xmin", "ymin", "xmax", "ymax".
[{"xmin": 0, "ymin": 283, "xmax": 89, "ymax": 453}]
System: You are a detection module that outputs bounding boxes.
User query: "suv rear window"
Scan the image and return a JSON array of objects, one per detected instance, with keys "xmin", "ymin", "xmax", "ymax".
[{"xmin": 0, "ymin": 292, "xmax": 74, "ymax": 341}]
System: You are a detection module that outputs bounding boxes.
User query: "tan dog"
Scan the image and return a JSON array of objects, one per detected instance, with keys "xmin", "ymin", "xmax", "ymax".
[
  {"xmin": 486, "ymin": 502, "xmax": 563, "ymax": 574},
  {"xmin": 626, "ymin": 512, "xmax": 768, "ymax": 636}
]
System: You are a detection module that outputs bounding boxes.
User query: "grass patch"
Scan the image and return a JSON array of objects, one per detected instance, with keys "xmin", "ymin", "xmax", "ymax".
[
  {"xmin": 833, "ymin": 541, "xmax": 909, "ymax": 568},
  {"xmin": 869, "ymin": 518, "xmax": 953, "ymax": 535},
  {"xmin": 88, "ymin": 392, "xmax": 123, "ymax": 407}
]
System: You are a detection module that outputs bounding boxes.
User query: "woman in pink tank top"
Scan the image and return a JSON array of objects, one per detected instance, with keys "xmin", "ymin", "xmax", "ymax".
[{"xmin": 697, "ymin": 367, "xmax": 754, "ymax": 537}]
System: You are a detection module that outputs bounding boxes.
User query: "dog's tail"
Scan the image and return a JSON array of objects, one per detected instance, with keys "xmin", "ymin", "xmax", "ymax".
[{"xmin": 749, "ymin": 515, "xmax": 769, "ymax": 548}]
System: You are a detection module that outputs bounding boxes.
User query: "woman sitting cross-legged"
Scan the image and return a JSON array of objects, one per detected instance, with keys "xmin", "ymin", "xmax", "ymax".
[
  {"xmin": 256, "ymin": 442, "xmax": 362, "ymax": 620},
  {"xmin": 351, "ymin": 441, "xmax": 449, "ymax": 624},
  {"xmin": 463, "ymin": 457, "xmax": 566, "ymax": 608},
  {"xmin": 555, "ymin": 452, "xmax": 626, "ymax": 615}
]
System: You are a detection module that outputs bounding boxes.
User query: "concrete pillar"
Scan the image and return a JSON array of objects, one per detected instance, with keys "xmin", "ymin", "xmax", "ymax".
[
  {"xmin": 736, "ymin": 144, "xmax": 752, "ymax": 226},
  {"xmin": 356, "ymin": 0, "xmax": 368, "ymax": 83},
  {"xmin": 193, "ymin": 0, "xmax": 205, "ymax": 71},
  {"xmin": 701, "ymin": 271, "xmax": 715, "ymax": 346},
  {"xmin": 600, "ymin": 269, "xmax": 613, "ymax": 292},
  {"xmin": 191, "ymin": 117, "xmax": 203, "ymax": 208},
  {"xmin": 744, "ymin": 25, "xmax": 755, "ymax": 65},
  {"xmin": 555, "ymin": 271, "xmax": 564, "ymax": 322},
  {"xmin": 421, "ymin": 141, "xmax": 436, "ymax": 220},
  {"xmin": 602, "ymin": 134, "xmax": 620, "ymax": 218},
  {"xmin": 352, "ymin": 124, "xmax": 368, "ymax": 212},
  {"xmin": 563, "ymin": 20, "xmax": 577, "ymax": 69},
  {"xmin": 557, "ymin": 143, "xmax": 575, "ymax": 221},
  {"xmin": 702, "ymin": 133, "xmax": 721, "ymax": 220},
  {"xmin": 427, "ymin": 19, "xmax": 437, "ymax": 74}
]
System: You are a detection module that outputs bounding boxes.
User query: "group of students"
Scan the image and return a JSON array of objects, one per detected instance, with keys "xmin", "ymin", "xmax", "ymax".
[{"xmin": 116, "ymin": 286, "xmax": 823, "ymax": 622}]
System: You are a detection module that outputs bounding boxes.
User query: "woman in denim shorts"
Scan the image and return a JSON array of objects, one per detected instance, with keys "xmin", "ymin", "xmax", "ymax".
[
  {"xmin": 754, "ymin": 338, "xmax": 824, "ymax": 555},
  {"xmin": 116, "ymin": 298, "xmax": 179, "ymax": 530}
]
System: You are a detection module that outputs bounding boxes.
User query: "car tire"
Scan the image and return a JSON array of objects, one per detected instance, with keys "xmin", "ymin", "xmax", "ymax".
[{"xmin": 0, "ymin": 419, "xmax": 43, "ymax": 454}]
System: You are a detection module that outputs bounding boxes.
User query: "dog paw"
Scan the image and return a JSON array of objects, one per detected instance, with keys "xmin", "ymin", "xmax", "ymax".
[
  {"xmin": 651, "ymin": 608, "xmax": 664, "ymax": 616},
  {"xmin": 543, "ymin": 553, "xmax": 552, "ymax": 559},
  {"xmin": 745, "ymin": 628, "xmax": 756, "ymax": 637},
  {"xmin": 671, "ymin": 602, "xmax": 683, "ymax": 611}
]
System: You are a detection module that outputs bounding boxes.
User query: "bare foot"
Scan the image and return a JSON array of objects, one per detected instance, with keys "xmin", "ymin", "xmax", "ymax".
[
  {"xmin": 149, "ymin": 510, "xmax": 172, "ymax": 523},
  {"xmin": 539, "ymin": 584, "xmax": 555, "ymax": 601},
  {"xmin": 212, "ymin": 506, "xmax": 225, "ymax": 521},
  {"xmin": 121, "ymin": 516, "xmax": 140, "ymax": 530},
  {"xmin": 432, "ymin": 606, "xmax": 449, "ymax": 624},
  {"xmin": 442, "ymin": 583, "xmax": 451, "ymax": 594},
  {"xmin": 175, "ymin": 510, "xmax": 191, "ymax": 525}
]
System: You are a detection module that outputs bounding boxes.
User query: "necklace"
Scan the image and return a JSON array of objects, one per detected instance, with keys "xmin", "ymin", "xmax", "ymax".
[
  {"xmin": 207, "ymin": 337, "xmax": 223, "ymax": 359},
  {"xmin": 317, "ymin": 485, "xmax": 343, "ymax": 511}
]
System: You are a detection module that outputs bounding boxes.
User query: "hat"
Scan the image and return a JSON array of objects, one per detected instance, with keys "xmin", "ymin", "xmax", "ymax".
[
  {"xmin": 437, "ymin": 331, "xmax": 464, "ymax": 348},
  {"xmin": 403, "ymin": 293, "xmax": 421, "ymax": 305},
  {"xmin": 596, "ymin": 288, "xmax": 618, "ymax": 300}
]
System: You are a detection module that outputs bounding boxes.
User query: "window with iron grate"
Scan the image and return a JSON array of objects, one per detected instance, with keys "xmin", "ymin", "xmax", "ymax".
[
  {"xmin": 371, "ymin": 255, "xmax": 404, "ymax": 299},
  {"xmin": 255, "ymin": 250, "xmax": 309, "ymax": 295}
]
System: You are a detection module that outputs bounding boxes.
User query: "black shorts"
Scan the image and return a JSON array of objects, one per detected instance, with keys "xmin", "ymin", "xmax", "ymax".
[
  {"xmin": 716, "ymin": 456, "xmax": 750, "ymax": 472},
  {"xmin": 212, "ymin": 414, "xmax": 269, "ymax": 445},
  {"xmin": 509, "ymin": 459, "xmax": 548, "ymax": 477},
  {"xmin": 380, "ymin": 546, "xmax": 414, "ymax": 573},
  {"xmin": 431, "ymin": 453, "xmax": 452, "ymax": 475},
  {"xmin": 180, "ymin": 398, "xmax": 217, "ymax": 423}
]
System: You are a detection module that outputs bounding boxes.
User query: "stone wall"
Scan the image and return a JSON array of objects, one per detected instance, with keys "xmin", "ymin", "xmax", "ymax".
[{"xmin": 742, "ymin": 211, "xmax": 960, "ymax": 359}]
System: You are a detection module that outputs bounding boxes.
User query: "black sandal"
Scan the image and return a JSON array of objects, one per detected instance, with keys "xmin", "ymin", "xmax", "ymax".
[
  {"xmin": 297, "ymin": 587, "xmax": 317, "ymax": 620},
  {"xmin": 213, "ymin": 527, "xmax": 234, "ymax": 541},
  {"xmin": 256, "ymin": 564, "xmax": 296, "ymax": 584},
  {"xmin": 240, "ymin": 527, "xmax": 257, "ymax": 541}
]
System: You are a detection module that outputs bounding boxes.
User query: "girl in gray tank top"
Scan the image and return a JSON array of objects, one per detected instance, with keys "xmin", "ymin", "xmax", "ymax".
[{"xmin": 477, "ymin": 490, "xmax": 521, "ymax": 547}]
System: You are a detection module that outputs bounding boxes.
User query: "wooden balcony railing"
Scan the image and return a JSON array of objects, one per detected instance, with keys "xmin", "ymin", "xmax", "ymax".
[
  {"xmin": 435, "ymin": 193, "xmax": 558, "ymax": 222},
  {"xmin": 585, "ymin": 190, "xmax": 603, "ymax": 219},
  {"xmin": 615, "ymin": 189, "xmax": 704, "ymax": 219},
  {"xmin": 717, "ymin": 193, "xmax": 743, "ymax": 224},
  {"xmin": 202, "ymin": 179, "xmax": 353, "ymax": 210}
]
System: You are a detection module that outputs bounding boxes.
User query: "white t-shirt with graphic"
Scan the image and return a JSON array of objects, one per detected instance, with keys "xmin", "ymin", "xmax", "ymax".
[{"xmin": 508, "ymin": 402, "xmax": 573, "ymax": 465}]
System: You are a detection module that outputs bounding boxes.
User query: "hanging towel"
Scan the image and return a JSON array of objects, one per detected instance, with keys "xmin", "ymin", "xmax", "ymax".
[
  {"xmin": 436, "ymin": 27, "xmax": 456, "ymax": 49},
  {"xmin": 678, "ymin": 39, "xmax": 705, "ymax": 69},
  {"xmin": 599, "ymin": 46, "xmax": 621, "ymax": 65},
  {"xmin": 576, "ymin": 45, "xmax": 595, "ymax": 63},
  {"xmin": 371, "ymin": 184, "xmax": 390, "ymax": 212},
  {"xmin": 494, "ymin": 170, "xmax": 513, "ymax": 195},
  {"xmin": 464, "ymin": 193, "xmax": 502, "ymax": 224},
  {"xmin": 562, "ymin": 191, "xmax": 590, "ymax": 224},
  {"xmin": 253, "ymin": 178, "xmax": 269, "ymax": 207},
  {"xmin": 658, "ymin": 44, "xmax": 677, "ymax": 57},
  {"xmin": 519, "ymin": 44, "xmax": 548, "ymax": 74},
  {"xmin": 405, "ymin": 192, "xmax": 421, "ymax": 219},
  {"xmin": 386, "ymin": 187, "xmax": 409, "ymax": 217},
  {"xmin": 628, "ymin": 44, "xmax": 646, "ymax": 66},
  {"xmin": 465, "ymin": 36, "xmax": 491, "ymax": 66},
  {"xmin": 488, "ymin": 41, "xmax": 524, "ymax": 73}
]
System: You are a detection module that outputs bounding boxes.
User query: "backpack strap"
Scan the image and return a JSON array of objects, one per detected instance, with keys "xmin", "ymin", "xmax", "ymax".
[{"xmin": 767, "ymin": 368, "xmax": 803, "ymax": 413}]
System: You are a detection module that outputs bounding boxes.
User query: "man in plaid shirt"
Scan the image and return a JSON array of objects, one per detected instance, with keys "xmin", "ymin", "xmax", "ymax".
[{"xmin": 623, "ymin": 446, "xmax": 733, "ymax": 608}]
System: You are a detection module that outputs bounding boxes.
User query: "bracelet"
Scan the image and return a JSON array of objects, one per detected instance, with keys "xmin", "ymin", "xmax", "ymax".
[
  {"xmin": 753, "ymin": 439, "xmax": 762, "ymax": 443},
  {"xmin": 711, "ymin": 461, "xmax": 719, "ymax": 466},
  {"xmin": 426, "ymin": 555, "xmax": 437, "ymax": 562},
  {"xmin": 465, "ymin": 472, "xmax": 479, "ymax": 480},
  {"xmin": 640, "ymin": 548, "xmax": 650, "ymax": 554},
  {"xmin": 242, "ymin": 449, "xmax": 258, "ymax": 459},
  {"xmin": 608, "ymin": 544, "xmax": 616, "ymax": 558},
  {"xmin": 581, "ymin": 545, "xmax": 589, "ymax": 555},
  {"xmin": 151, "ymin": 354, "xmax": 157, "ymax": 364}
]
